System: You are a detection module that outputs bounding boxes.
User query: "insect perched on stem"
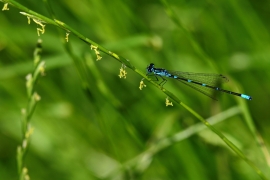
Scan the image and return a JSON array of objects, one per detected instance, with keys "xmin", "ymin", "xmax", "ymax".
[{"xmin": 146, "ymin": 63, "xmax": 252, "ymax": 100}]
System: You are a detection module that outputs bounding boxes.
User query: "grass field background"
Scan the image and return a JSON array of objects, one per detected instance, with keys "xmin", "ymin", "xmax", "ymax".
[{"xmin": 0, "ymin": 0, "xmax": 270, "ymax": 179}]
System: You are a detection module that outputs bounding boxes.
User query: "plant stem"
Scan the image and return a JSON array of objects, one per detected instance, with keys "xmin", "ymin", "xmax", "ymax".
[{"xmin": 1, "ymin": 0, "xmax": 267, "ymax": 179}]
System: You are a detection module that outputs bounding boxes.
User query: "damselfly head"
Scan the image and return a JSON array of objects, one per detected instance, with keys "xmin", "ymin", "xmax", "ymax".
[{"xmin": 146, "ymin": 63, "xmax": 155, "ymax": 73}]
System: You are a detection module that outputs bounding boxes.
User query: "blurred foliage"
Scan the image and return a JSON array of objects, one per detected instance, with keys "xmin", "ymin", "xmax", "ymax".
[{"xmin": 0, "ymin": 0, "xmax": 270, "ymax": 179}]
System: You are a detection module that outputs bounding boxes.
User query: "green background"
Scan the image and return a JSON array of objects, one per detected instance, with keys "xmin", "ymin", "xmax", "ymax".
[{"xmin": 0, "ymin": 0, "xmax": 270, "ymax": 179}]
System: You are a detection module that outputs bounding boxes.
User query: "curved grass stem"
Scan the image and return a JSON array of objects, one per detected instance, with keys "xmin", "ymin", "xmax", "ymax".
[
  {"xmin": 17, "ymin": 39, "xmax": 44, "ymax": 180},
  {"xmin": 1, "ymin": 0, "xmax": 267, "ymax": 179}
]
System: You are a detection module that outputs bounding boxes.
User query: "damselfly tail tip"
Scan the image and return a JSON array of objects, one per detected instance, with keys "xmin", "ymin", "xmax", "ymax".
[{"xmin": 241, "ymin": 94, "xmax": 252, "ymax": 100}]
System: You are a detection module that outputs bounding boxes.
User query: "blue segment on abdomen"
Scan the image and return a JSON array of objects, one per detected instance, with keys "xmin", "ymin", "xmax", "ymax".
[
  {"xmin": 241, "ymin": 94, "xmax": 252, "ymax": 100},
  {"xmin": 202, "ymin": 83, "xmax": 206, "ymax": 86}
]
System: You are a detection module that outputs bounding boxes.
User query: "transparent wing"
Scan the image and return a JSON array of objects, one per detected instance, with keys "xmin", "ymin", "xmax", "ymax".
[
  {"xmin": 166, "ymin": 71, "xmax": 230, "ymax": 100},
  {"xmin": 179, "ymin": 80, "xmax": 219, "ymax": 100},
  {"xmin": 167, "ymin": 71, "xmax": 229, "ymax": 86}
]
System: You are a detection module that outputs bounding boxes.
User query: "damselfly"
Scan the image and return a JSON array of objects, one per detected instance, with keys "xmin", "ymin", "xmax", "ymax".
[{"xmin": 146, "ymin": 63, "xmax": 252, "ymax": 100}]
